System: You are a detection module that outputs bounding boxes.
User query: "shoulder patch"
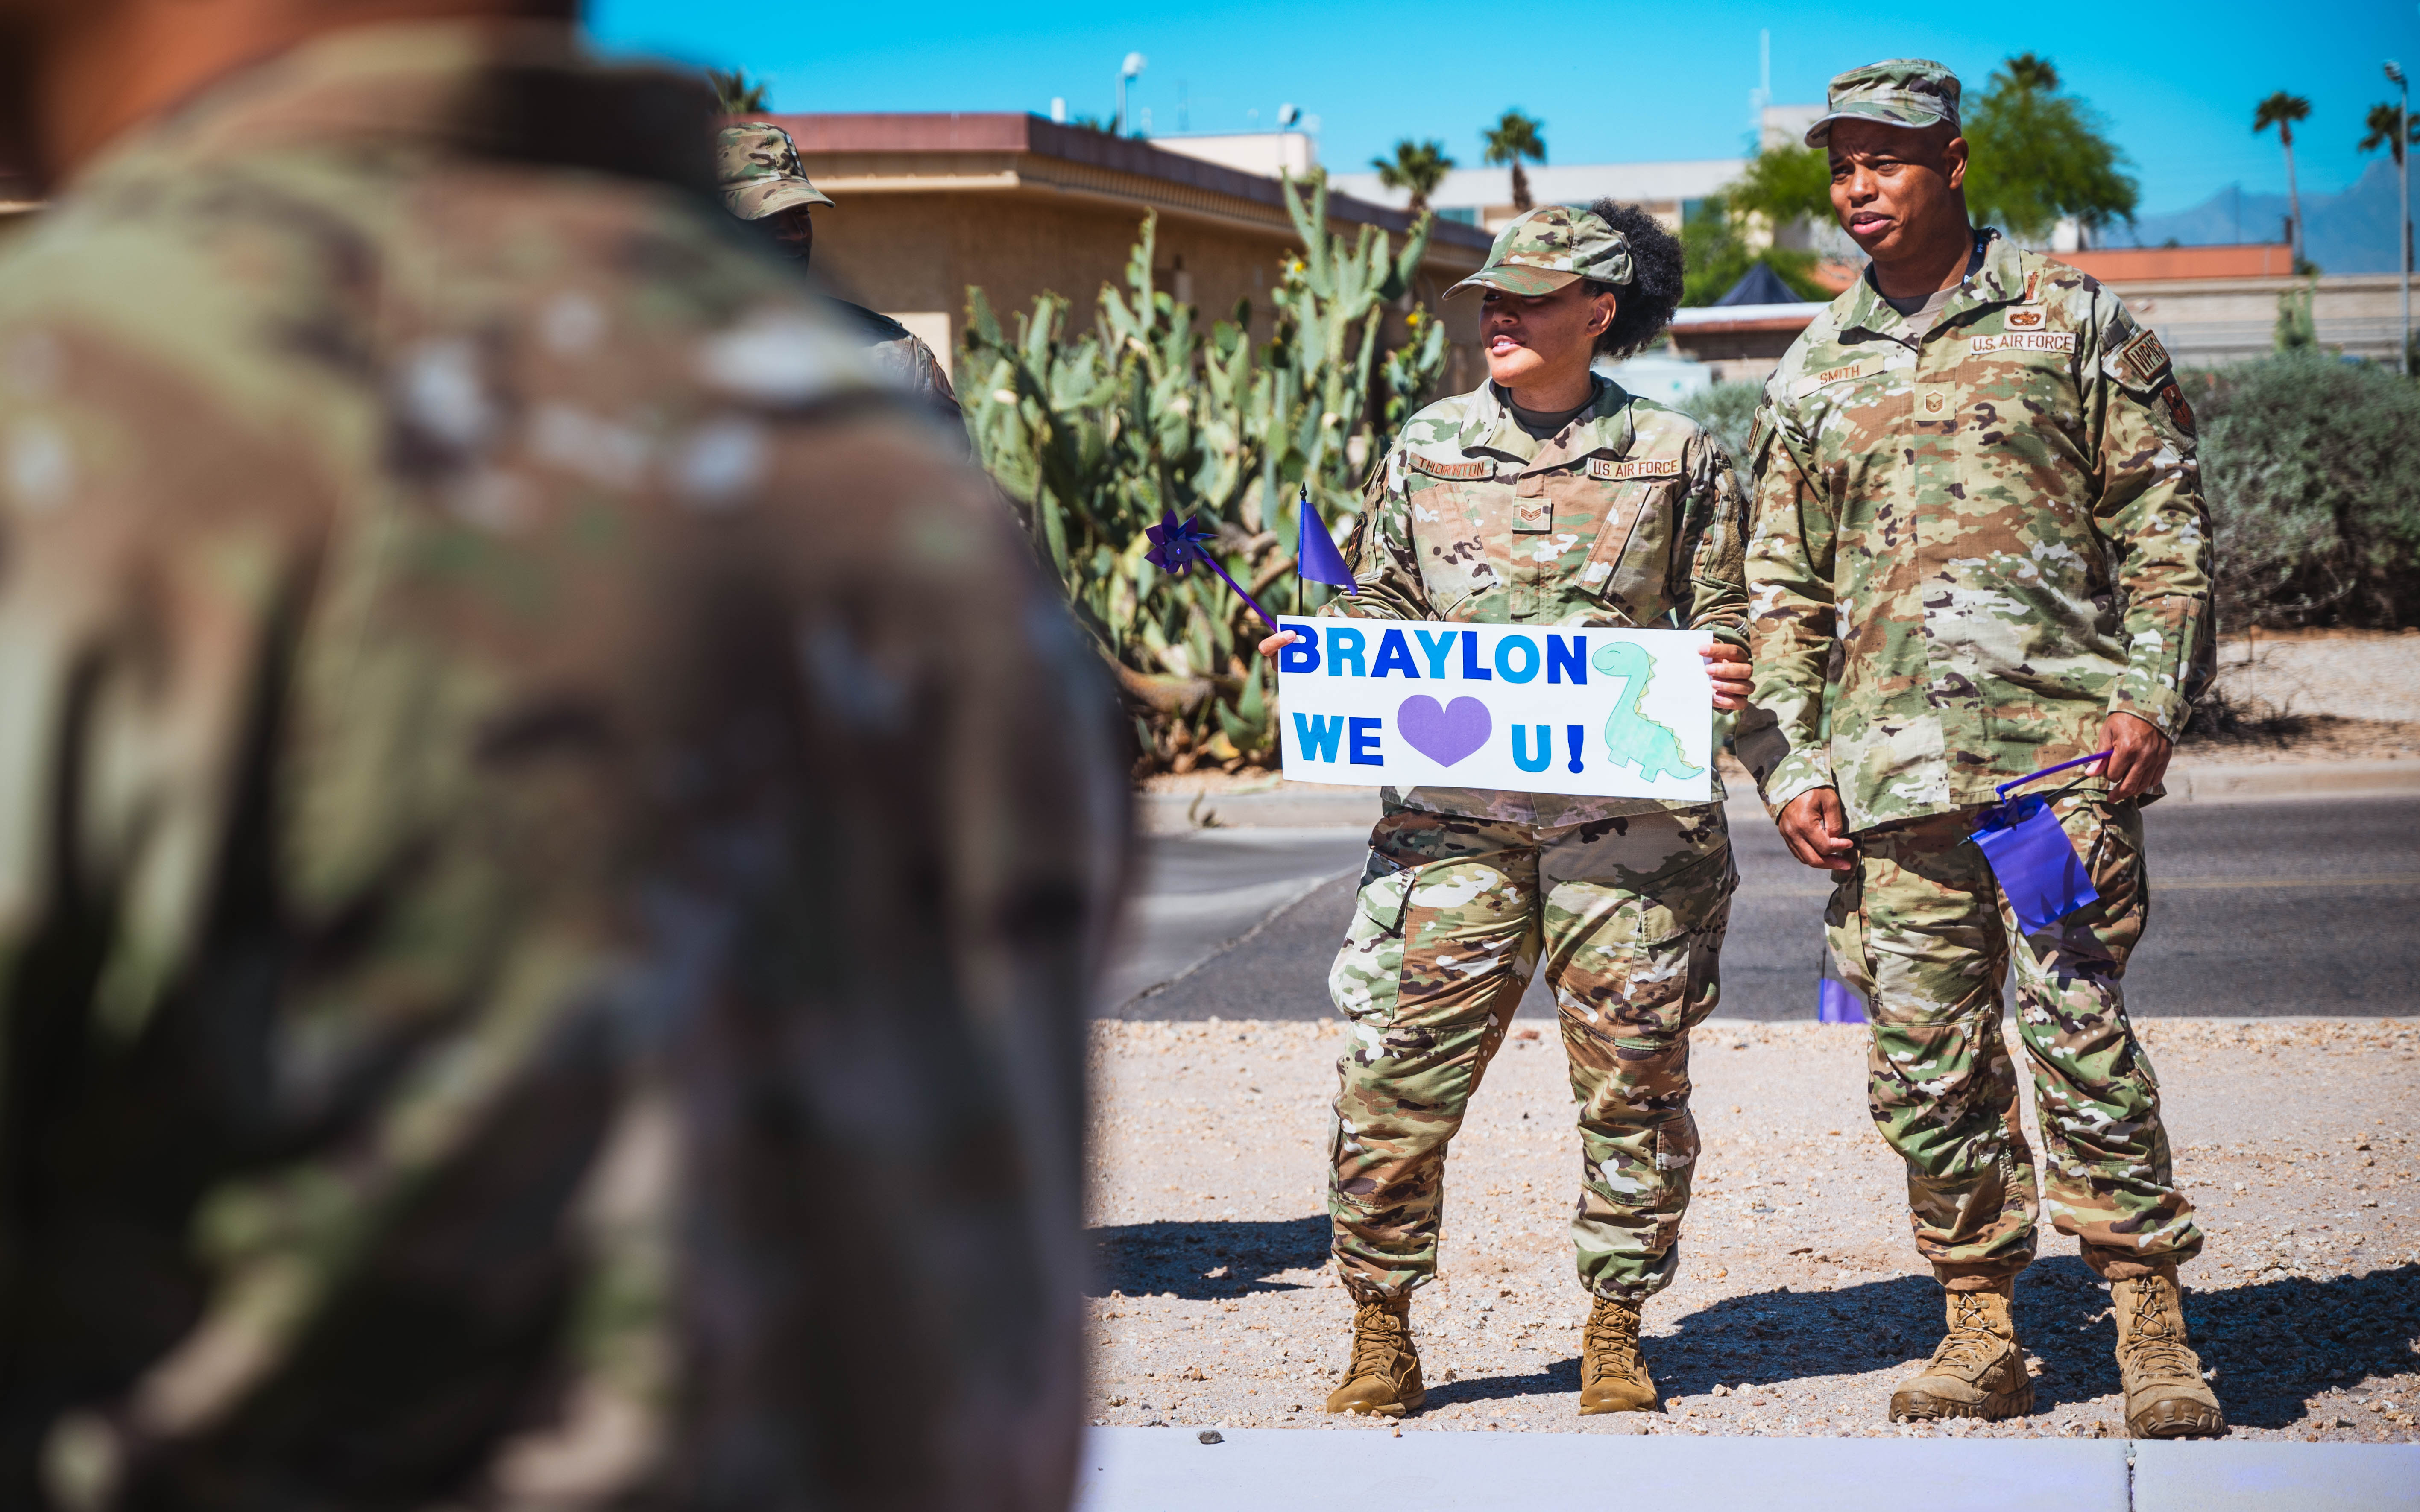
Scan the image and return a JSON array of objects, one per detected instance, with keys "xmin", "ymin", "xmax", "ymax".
[
  {"xmin": 1407, "ymin": 453, "xmax": 1491, "ymax": 482},
  {"xmin": 1971, "ymin": 331, "xmax": 2077, "ymax": 356},
  {"xmin": 2159, "ymin": 380, "xmax": 2198, "ymax": 436},
  {"xmin": 2110, "ymin": 328, "xmax": 2173, "ymax": 389},
  {"xmin": 1589, "ymin": 456, "xmax": 1683, "ymax": 481}
]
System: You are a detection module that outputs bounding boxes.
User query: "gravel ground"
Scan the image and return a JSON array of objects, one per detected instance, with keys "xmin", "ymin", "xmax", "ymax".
[
  {"xmin": 2210, "ymin": 630, "xmax": 2420, "ymax": 727},
  {"xmin": 1083, "ymin": 1017, "xmax": 2420, "ymax": 1442}
]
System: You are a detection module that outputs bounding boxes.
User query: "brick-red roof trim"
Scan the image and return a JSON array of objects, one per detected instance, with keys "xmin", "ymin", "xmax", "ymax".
[{"xmin": 749, "ymin": 111, "xmax": 1494, "ymax": 251}]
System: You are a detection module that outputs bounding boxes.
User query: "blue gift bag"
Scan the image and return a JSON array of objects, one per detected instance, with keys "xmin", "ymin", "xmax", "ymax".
[{"xmin": 1969, "ymin": 751, "xmax": 2107, "ymax": 935}]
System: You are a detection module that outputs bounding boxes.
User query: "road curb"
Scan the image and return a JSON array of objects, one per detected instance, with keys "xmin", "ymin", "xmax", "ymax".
[
  {"xmin": 2168, "ymin": 761, "xmax": 2420, "ymax": 804},
  {"xmin": 1138, "ymin": 761, "xmax": 2420, "ymax": 830},
  {"xmin": 1074, "ymin": 1427, "xmax": 2416, "ymax": 1511}
]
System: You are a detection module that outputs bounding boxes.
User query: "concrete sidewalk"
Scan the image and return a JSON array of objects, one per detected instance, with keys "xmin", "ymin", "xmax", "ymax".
[
  {"xmin": 1073, "ymin": 1428, "xmax": 2418, "ymax": 1512},
  {"xmin": 1138, "ymin": 758, "xmax": 2420, "ymax": 832}
]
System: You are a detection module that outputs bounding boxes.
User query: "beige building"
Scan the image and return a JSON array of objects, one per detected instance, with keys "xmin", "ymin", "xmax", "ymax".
[
  {"xmin": 1330, "ymin": 159, "xmax": 1744, "ymax": 233},
  {"xmin": 1665, "ymin": 243, "xmax": 2404, "ymax": 385},
  {"xmin": 2061, "ymin": 246, "xmax": 2406, "ymax": 366},
  {"xmin": 769, "ymin": 112, "xmax": 1494, "ymax": 390}
]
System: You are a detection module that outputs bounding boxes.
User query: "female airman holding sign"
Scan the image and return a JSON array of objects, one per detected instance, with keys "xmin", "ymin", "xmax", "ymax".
[{"xmin": 1258, "ymin": 201, "xmax": 1770, "ymax": 1419}]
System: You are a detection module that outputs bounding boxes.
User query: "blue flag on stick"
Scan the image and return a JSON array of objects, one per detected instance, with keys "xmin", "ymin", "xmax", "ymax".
[
  {"xmin": 1816, "ymin": 941, "xmax": 1867, "ymax": 1024},
  {"xmin": 1295, "ymin": 485, "xmax": 1358, "ymax": 594},
  {"xmin": 1969, "ymin": 749, "xmax": 2109, "ymax": 935}
]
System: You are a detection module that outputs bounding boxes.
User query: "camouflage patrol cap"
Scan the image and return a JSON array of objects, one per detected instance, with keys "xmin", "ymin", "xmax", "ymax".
[
  {"xmin": 715, "ymin": 122, "xmax": 835, "ymax": 219},
  {"xmin": 1447, "ymin": 204, "xmax": 1634, "ymax": 298},
  {"xmin": 1803, "ymin": 59, "xmax": 1963, "ymax": 149}
]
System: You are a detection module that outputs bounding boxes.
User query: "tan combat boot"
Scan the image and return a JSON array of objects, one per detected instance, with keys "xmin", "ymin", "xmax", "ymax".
[
  {"xmin": 1325, "ymin": 1294, "xmax": 1424, "ymax": 1418},
  {"xmin": 1579, "ymin": 1296, "xmax": 1658, "ymax": 1415},
  {"xmin": 2112, "ymin": 1266, "xmax": 2226, "ymax": 1438},
  {"xmin": 1889, "ymin": 1281, "xmax": 2034, "ymax": 1422}
]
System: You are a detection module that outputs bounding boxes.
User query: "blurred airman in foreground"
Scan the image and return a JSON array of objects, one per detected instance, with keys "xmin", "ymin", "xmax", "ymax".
[{"xmin": 0, "ymin": 0, "xmax": 1124, "ymax": 1506}]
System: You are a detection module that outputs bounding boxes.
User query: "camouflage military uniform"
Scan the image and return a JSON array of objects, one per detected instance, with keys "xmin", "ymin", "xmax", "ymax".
[
  {"xmin": 1746, "ymin": 212, "xmax": 2214, "ymax": 1286},
  {"xmin": 1320, "ymin": 207, "xmax": 1752, "ymax": 1304},
  {"xmin": 0, "ymin": 23, "xmax": 1122, "ymax": 1509},
  {"xmin": 716, "ymin": 122, "xmax": 961, "ymax": 418}
]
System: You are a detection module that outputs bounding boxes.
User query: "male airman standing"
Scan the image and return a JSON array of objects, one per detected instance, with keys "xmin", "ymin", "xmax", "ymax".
[
  {"xmin": 716, "ymin": 121, "xmax": 961, "ymax": 420},
  {"xmin": 1745, "ymin": 59, "xmax": 2224, "ymax": 1438}
]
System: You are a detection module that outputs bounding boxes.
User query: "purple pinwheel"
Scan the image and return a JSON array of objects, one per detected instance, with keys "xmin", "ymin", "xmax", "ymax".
[{"xmin": 1143, "ymin": 511, "xmax": 1277, "ymax": 631}]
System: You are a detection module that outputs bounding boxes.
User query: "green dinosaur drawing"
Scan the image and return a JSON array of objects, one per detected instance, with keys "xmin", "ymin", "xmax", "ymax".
[{"xmin": 1590, "ymin": 640, "xmax": 1703, "ymax": 782}]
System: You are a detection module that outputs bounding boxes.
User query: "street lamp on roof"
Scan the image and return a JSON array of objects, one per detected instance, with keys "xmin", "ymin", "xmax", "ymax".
[
  {"xmin": 2391, "ymin": 61, "xmax": 2411, "ymax": 375},
  {"xmin": 1117, "ymin": 53, "xmax": 1147, "ymax": 137}
]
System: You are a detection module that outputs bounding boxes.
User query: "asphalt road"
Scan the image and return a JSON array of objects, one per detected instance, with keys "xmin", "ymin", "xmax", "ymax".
[{"xmin": 1105, "ymin": 795, "xmax": 2420, "ymax": 1021}]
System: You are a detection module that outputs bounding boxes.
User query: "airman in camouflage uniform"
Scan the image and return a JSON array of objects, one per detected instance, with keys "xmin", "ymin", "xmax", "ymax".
[
  {"xmin": 1745, "ymin": 58, "xmax": 2224, "ymax": 1437},
  {"xmin": 0, "ymin": 18, "xmax": 1122, "ymax": 1507},
  {"xmin": 715, "ymin": 122, "xmax": 962, "ymax": 420},
  {"xmin": 1294, "ymin": 203, "xmax": 1762, "ymax": 1418}
]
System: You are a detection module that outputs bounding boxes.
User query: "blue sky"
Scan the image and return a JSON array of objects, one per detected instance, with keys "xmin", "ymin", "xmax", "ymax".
[{"xmin": 588, "ymin": 0, "xmax": 2413, "ymax": 217}]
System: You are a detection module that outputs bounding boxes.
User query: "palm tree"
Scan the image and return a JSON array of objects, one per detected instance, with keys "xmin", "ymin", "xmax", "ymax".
[
  {"xmin": 1481, "ymin": 109, "xmax": 1547, "ymax": 213},
  {"xmin": 709, "ymin": 69, "xmax": 771, "ymax": 115},
  {"xmin": 2254, "ymin": 91, "xmax": 2312, "ymax": 260},
  {"xmin": 1372, "ymin": 139, "xmax": 1455, "ymax": 214},
  {"xmin": 2003, "ymin": 53, "xmax": 2060, "ymax": 92},
  {"xmin": 2360, "ymin": 100, "xmax": 2417, "ymax": 166}
]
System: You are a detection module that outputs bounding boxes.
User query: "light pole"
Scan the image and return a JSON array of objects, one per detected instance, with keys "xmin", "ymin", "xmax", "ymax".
[
  {"xmin": 2391, "ymin": 61, "xmax": 2411, "ymax": 375},
  {"xmin": 1117, "ymin": 52, "xmax": 1146, "ymax": 137}
]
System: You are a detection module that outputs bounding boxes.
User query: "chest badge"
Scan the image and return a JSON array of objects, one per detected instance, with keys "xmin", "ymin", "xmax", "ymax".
[{"xmin": 2006, "ymin": 306, "xmax": 2045, "ymax": 329}]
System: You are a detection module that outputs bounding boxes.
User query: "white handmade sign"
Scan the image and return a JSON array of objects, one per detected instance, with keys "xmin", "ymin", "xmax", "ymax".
[{"xmin": 1273, "ymin": 619, "xmax": 1714, "ymax": 801}]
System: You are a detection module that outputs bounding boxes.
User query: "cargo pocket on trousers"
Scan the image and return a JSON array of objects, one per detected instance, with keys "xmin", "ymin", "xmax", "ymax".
[
  {"xmin": 1653, "ymin": 1111, "xmax": 1701, "ymax": 1208},
  {"xmin": 1824, "ymin": 865, "xmax": 1875, "ymax": 1001},
  {"xmin": 1329, "ymin": 852, "xmax": 1417, "ymax": 1030}
]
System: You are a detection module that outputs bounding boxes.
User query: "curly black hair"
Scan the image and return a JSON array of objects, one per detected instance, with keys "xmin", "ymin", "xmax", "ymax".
[{"xmin": 1582, "ymin": 199, "xmax": 1686, "ymax": 359}]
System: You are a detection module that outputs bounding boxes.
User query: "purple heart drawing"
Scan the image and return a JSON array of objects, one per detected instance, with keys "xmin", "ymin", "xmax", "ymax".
[{"xmin": 1396, "ymin": 695, "xmax": 1492, "ymax": 766}]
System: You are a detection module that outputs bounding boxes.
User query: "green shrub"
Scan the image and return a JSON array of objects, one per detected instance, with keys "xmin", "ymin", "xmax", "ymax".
[
  {"xmin": 2189, "ymin": 351, "xmax": 2420, "ymax": 628},
  {"xmin": 1671, "ymin": 379, "xmax": 1762, "ymax": 467}
]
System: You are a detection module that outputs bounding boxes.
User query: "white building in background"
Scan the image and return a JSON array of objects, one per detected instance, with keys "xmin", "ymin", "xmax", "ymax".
[
  {"xmin": 1759, "ymin": 103, "xmax": 1822, "ymax": 151},
  {"xmin": 1594, "ymin": 348, "xmax": 1714, "ymax": 403},
  {"xmin": 1154, "ymin": 131, "xmax": 1318, "ymax": 181},
  {"xmin": 1331, "ymin": 160, "xmax": 1744, "ymax": 233}
]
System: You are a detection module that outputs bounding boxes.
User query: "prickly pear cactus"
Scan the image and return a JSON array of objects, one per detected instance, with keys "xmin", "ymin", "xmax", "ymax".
[{"xmin": 961, "ymin": 195, "xmax": 1450, "ymax": 775}]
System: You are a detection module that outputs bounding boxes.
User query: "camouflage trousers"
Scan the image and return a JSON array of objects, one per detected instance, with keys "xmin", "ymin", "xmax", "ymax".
[
  {"xmin": 1828, "ymin": 789, "xmax": 2202, "ymax": 1289},
  {"xmin": 1327, "ymin": 804, "xmax": 1734, "ymax": 1304}
]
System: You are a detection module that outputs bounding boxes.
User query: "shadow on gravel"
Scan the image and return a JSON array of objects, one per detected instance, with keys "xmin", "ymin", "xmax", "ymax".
[
  {"xmin": 1644, "ymin": 1273, "xmax": 1944, "ymax": 1404},
  {"xmin": 1626, "ymin": 1256, "xmax": 2420, "ymax": 1428},
  {"xmin": 1420, "ymin": 1359, "xmax": 1582, "ymax": 1409},
  {"xmin": 1088, "ymin": 1217, "xmax": 1330, "ymax": 1299},
  {"xmin": 2186, "ymin": 1263, "xmax": 2420, "ymax": 1428}
]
